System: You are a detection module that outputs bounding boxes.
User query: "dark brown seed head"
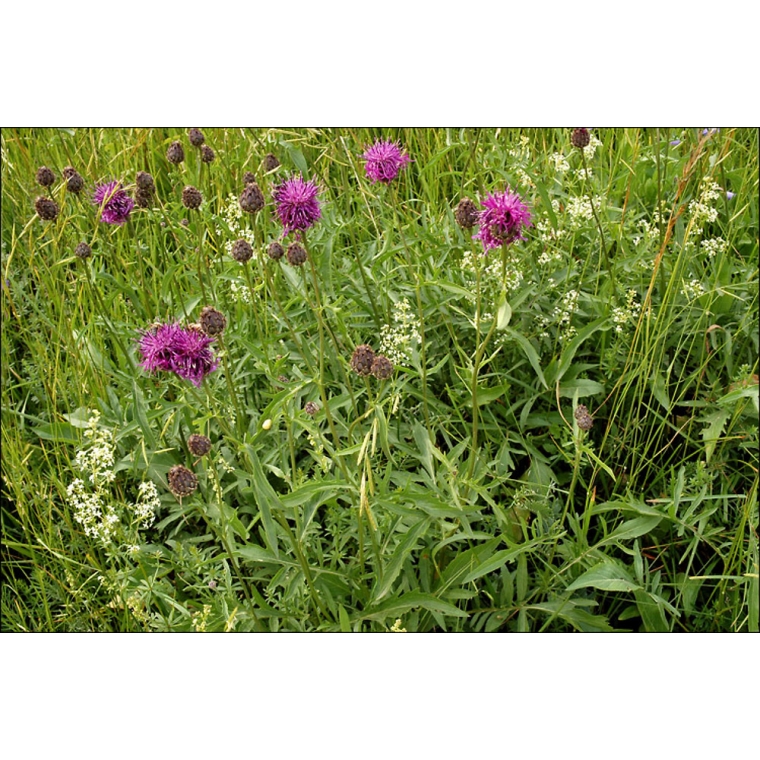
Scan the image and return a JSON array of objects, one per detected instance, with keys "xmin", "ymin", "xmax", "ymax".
[
  {"xmin": 455, "ymin": 198, "xmax": 479, "ymax": 229},
  {"xmin": 135, "ymin": 189, "xmax": 153, "ymax": 208},
  {"xmin": 36, "ymin": 166, "xmax": 55, "ymax": 187},
  {"xmin": 182, "ymin": 185, "xmax": 202, "ymax": 210},
  {"xmin": 35, "ymin": 196, "xmax": 59, "ymax": 221},
  {"xmin": 62, "ymin": 166, "xmax": 77, "ymax": 180},
  {"xmin": 350, "ymin": 345, "xmax": 376, "ymax": 376},
  {"xmin": 571, "ymin": 128, "xmax": 590, "ymax": 149},
  {"xmin": 168, "ymin": 464, "xmax": 198, "ymax": 498},
  {"xmin": 188, "ymin": 128, "xmax": 205, "ymax": 147},
  {"xmin": 286, "ymin": 242, "xmax": 307, "ymax": 267},
  {"xmin": 136, "ymin": 171, "xmax": 155, "ymax": 191},
  {"xmin": 574, "ymin": 404, "xmax": 594, "ymax": 431},
  {"xmin": 74, "ymin": 242, "xmax": 92, "ymax": 259},
  {"xmin": 263, "ymin": 153, "xmax": 280, "ymax": 172},
  {"xmin": 201, "ymin": 145, "xmax": 215, "ymax": 163},
  {"xmin": 231, "ymin": 238, "xmax": 253, "ymax": 263},
  {"xmin": 187, "ymin": 434, "xmax": 212, "ymax": 457},
  {"xmin": 239, "ymin": 182, "xmax": 265, "ymax": 214},
  {"xmin": 304, "ymin": 401, "xmax": 319, "ymax": 416},
  {"xmin": 199, "ymin": 306, "xmax": 227, "ymax": 336},
  {"xmin": 167, "ymin": 141, "xmax": 185, "ymax": 165},
  {"xmin": 371, "ymin": 354, "xmax": 394, "ymax": 380},
  {"xmin": 243, "ymin": 171, "xmax": 257, "ymax": 185},
  {"xmin": 267, "ymin": 242, "xmax": 284, "ymax": 261},
  {"xmin": 66, "ymin": 172, "xmax": 84, "ymax": 193}
]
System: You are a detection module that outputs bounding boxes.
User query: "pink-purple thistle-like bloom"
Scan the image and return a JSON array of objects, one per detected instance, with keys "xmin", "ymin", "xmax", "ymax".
[
  {"xmin": 93, "ymin": 180, "xmax": 134, "ymax": 225},
  {"xmin": 362, "ymin": 139, "xmax": 411, "ymax": 184},
  {"xmin": 474, "ymin": 188, "xmax": 532, "ymax": 252},
  {"xmin": 273, "ymin": 174, "xmax": 321, "ymax": 236},
  {"xmin": 138, "ymin": 323, "xmax": 219, "ymax": 387}
]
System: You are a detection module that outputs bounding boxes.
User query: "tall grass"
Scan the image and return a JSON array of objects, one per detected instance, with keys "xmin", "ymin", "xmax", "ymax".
[{"xmin": 2, "ymin": 127, "xmax": 757, "ymax": 632}]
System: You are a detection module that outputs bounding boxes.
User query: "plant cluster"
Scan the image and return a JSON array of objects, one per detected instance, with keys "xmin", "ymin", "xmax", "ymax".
[{"xmin": 1, "ymin": 127, "xmax": 757, "ymax": 632}]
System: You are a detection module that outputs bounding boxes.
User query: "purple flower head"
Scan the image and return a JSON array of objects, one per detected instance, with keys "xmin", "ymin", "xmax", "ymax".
[
  {"xmin": 93, "ymin": 180, "xmax": 134, "ymax": 225},
  {"xmin": 669, "ymin": 139, "xmax": 681, "ymax": 147},
  {"xmin": 362, "ymin": 139, "xmax": 412, "ymax": 184},
  {"xmin": 138, "ymin": 323, "xmax": 219, "ymax": 387},
  {"xmin": 474, "ymin": 188, "xmax": 532, "ymax": 252},
  {"xmin": 726, "ymin": 191, "xmax": 735, "ymax": 200},
  {"xmin": 273, "ymin": 174, "xmax": 321, "ymax": 236}
]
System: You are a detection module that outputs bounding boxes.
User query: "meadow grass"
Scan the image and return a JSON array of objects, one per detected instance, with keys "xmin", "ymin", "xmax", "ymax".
[{"xmin": 1, "ymin": 127, "xmax": 757, "ymax": 632}]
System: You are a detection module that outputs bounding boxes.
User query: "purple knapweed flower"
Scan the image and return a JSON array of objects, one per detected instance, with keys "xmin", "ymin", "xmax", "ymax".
[
  {"xmin": 273, "ymin": 174, "xmax": 321, "ymax": 236},
  {"xmin": 474, "ymin": 188, "xmax": 532, "ymax": 252},
  {"xmin": 138, "ymin": 323, "xmax": 219, "ymax": 387},
  {"xmin": 362, "ymin": 139, "xmax": 412, "ymax": 184},
  {"xmin": 93, "ymin": 180, "xmax": 134, "ymax": 225}
]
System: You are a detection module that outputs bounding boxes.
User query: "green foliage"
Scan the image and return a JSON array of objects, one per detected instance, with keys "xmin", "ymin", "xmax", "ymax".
[{"xmin": 2, "ymin": 127, "xmax": 757, "ymax": 632}]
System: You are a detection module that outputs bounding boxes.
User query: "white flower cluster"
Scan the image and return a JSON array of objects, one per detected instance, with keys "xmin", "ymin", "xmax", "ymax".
[
  {"xmin": 389, "ymin": 618, "xmax": 407, "ymax": 632},
  {"xmin": 549, "ymin": 152, "xmax": 570, "ymax": 173},
  {"xmin": 566, "ymin": 196, "xmax": 603, "ymax": 230},
  {"xmin": 583, "ymin": 133, "xmax": 603, "ymax": 161},
  {"xmin": 700, "ymin": 237, "xmax": 728, "ymax": 259},
  {"xmin": 537, "ymin": 247, "xmax": 564, "ymax": 266},
  {"xmin": 66, "ymin": 478, "xmax": 119, "ymax": 543},
  {"xmin": 379, "ymin": 298, "xmax": 421, "ymax": 365},
  {"xmin": 611, "ymin": 289, "xmax": 640, "ymax": 334},
  {"xmin": 462, "ymin": 252, "xmax": 524, "ymax": 297},
  {"xmin": 507, "ymin": 135, "xmax": 531, "ymax": 159},
  {"xmin": 229, "ymin": 279, "xmax": 252, "ymax": 304},
  {"xmin": 574, "ymin": 167, "xmax": 593, "ymax": 181},
  {"xmin": 681, "ymin": 278, "xmax": 706, "ymax": 300},
  {"xmin": 688, "ymin": 178, "xmax": 722, "ymax": 234},
  {"xmin": 215, "ymin": 192, "xmax": 257, "ymax": 259},
  {"xmin": 74, "ymin": 411, "xmax": 115, "ymax": 484},
  {"xmin": 514, "ymin": 167, "xmax": 535, "ymax": 189},
  {"xmin": 553, "ymin": 289, "xmax": 579, "ymax": 340},
  {"xmin": 132, "ymin": 481, "xmax": 160, "ymax": 528}
]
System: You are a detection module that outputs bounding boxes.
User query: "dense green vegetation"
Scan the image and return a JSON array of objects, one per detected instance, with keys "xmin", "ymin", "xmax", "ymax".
[{"xmin": 2, "ymin": 127, "xmax": 757, "ymax": 632}]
